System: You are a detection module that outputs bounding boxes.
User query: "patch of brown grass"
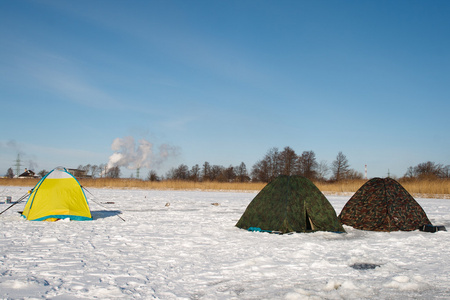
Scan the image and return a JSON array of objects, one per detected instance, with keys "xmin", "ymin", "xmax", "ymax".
[
  {"xmin": 78, "ymin": 178, "xmax": 266, "ymax": 192},
  {"xmin": 1, "ymin": 177, "xmax": 448, "ymax": 198},
  {"xmin": 0, "ymin": 178, "xmax": 39, "ymax": 187},
  {"xmin": 314, "ymin": 179, "xmax": 368, "ymax": 195},
  {"xmin": 315, "ymin": 178, "xmax": 450, "ymax": 199},
  {"xmin": 398, "ymin": 178, "xmax": 450, "ymax": 198}
]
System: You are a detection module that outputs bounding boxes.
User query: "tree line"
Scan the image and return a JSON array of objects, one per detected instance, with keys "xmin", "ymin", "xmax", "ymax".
[
  {"xmin": 403, "ymin": 161, "xmax": 450, "ymax": 180},
  {"xmin": 156, "ymin": 147, "xmax": 362, "ymax": 182},
  {"xmin": 158, "ymin": 147, "xmax": 449, "ymax": 182},
  {"xmin": 4, "ymin": 147, "xmax": 449, "ymax": 182}
]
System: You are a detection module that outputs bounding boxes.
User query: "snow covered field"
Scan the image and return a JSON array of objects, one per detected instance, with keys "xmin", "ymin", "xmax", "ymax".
[{"xmin": 0, "ymin": 186, "xmax": 449, "ymax": 299}]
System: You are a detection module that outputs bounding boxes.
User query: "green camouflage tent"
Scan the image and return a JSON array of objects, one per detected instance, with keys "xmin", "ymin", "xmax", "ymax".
[
  {"xmin": 338, "ymin": 177, "xmax": 432, "ymax": 232},
  {"xmin": 236, "ymin": 175, "xmax": 345, "ymax": 233}
]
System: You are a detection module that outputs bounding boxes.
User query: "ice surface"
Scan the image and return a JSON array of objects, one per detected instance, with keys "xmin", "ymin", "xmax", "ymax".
[{"xmin": 0, "ymin": 186, "xmax": 449, "ymax": 299}]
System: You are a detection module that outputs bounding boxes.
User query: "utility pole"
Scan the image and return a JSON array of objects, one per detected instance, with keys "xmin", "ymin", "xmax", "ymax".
[{"xmin": 14, "ymin": 154, "xmax": 22, "ymax": 176}]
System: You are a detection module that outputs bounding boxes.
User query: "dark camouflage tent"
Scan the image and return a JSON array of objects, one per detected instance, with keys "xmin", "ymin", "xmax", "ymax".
[
  {"xmin": 236, "ymin": 175, "xmax": 345, "ymax": 233},
  {"xmin": 338, "ymin": 177, "xmax": 432, "ymax": 232}
]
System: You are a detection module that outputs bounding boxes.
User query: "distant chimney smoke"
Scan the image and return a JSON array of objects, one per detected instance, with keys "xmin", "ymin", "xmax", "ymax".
[{"xmin": 105, "ymin": 136, "xmax": 179, "ymax": 173}]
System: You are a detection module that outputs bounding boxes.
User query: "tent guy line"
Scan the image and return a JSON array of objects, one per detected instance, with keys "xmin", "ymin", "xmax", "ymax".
[
  {"xmin": 82, "ymin": 186, "xmax": 126, "ymax": 222},
  {"xmin": 0, "ymin": 191, "xmax": 30, "ymax": 216}
]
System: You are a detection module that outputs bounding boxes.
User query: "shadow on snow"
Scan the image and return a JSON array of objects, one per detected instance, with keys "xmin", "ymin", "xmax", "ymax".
[{"xmin": 91, "ymin": 210, "xmax": 123, "ymax": 220}]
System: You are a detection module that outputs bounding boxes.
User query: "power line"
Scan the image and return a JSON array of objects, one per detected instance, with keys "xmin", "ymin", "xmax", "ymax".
[{"xmin": 14, "ymin": 154, "xmax": 22, "ymax": 176}]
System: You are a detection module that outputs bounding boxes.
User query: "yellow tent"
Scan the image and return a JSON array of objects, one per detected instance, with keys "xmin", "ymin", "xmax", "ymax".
[{"xmin": 22, "ymin": 167, "xmax": 92, "ymax": 221}]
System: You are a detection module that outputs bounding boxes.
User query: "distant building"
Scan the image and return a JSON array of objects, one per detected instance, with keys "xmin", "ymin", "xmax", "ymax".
[{"xmin": 17, "ymin": 168, "xmax": 40, "ymax": 178}]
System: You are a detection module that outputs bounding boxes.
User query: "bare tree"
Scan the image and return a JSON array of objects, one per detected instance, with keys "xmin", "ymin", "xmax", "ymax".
[
  {"xmin": 252, "ymin": 147, "xmax": 307, "ymax": 182},
  {"xmin": 316, "ymin": 160, "xmax": 329, "ymax": 181},
  {"xmin": 404, "ymin": 166, "xmax": 415, "ymax": 178},
  {"xmin": 297, "ymin": 150, "xmax": 318, "ymax": 179},
  {"xmin": 251, "ymin": 147, "xmax": 280, "ymax": 182},
  {"xmin": 190, "ymin": 164, "xmax": 200, "ymax": 181},
  {"xmin": 147, "ymin": 170, "xmax": 159, "ymax": 181},
  {"xmin": 38, "ymin": 169, "xmax": 48, "ymax": 177},
  {"xmin": 236, "ymin": 162, "xmax": 249, "ymax": 182},
  {"xmin": 223, "ymin": 165, "xmax": 236, "ymax": 182},
  {"xmin": 6, "ymin": 168, "xmax": 14, "ymax": 178},
  {"xmin": 106, "ymin": 166, "xmax": 121, "ymax": 178},
  {"xmin": 404, "ymin": 161, "xmax": 446, "ymax": 179},
  {"xmin": 345, "ymin": 169, "xmax": 364, "ymax": 180},
  {"xmin": 444, "ymin": 165, "xmax": 450, "ymax": 178},
  {"xmin": 415, "ymin": 161, "xmax": 442, "ymax": 178},
  {"xmin": 415, "ymin": 161, "xmax": 444, "ymax": 179},
  {"xmin": 265, "ymin": 147, "xmax": 281, "ymax": 180},
  {"xmin": 202, "ymin": 162, "xmax": 211, "ymax": 181},
  {"xmin": 279, "ymin": 146, "xmax": 297, "ymax": 176},
  {"xmin": 331, "ymin": 151, "xmax": 350, "ymax": 181},
  {"xmin": 210, "ymin": 165, "xmax": 225, "ymax": 181},
  {"xmin": 251, "ymin": 159, "xmax": 270, "ymax": 182},
  {"xmin": 174, "ymin": 164, "xmax": 189, "ymax": 180},
  {"xmin": 90, "ymin": 165, "xmax": 99, "ymax": 178},
  {"xmin": 82, "ymin": 164, "xmax": 91, "ymax": 174},
  {"xmin": 165, "ymin": 167, "xmax": 176, "ymax": 180}
]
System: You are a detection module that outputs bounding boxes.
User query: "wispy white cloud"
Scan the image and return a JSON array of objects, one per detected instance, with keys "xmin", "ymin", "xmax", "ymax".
[
  {"xmin": 5, "ymin": 42, "xmax": 167, "ymax": 117},
  {"xmin": 160, "ymin": 115, "xmax": 199, "ymax": 131},
  {"xmin": 40, "ymin": 1, "xmax": 271, "ymax": 86},
  {"xmin": 14, "ymin": 49, "xmax": 124, "ymax": 110}
]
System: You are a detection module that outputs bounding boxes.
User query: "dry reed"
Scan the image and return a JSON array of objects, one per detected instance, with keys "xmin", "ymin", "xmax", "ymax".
[
  {"xmin": 398, "ymin": 178, "xmax": 450, "ymax": 199},
  {"xmin": 78, "ymin": 178, "xmax": 266, "ymax": 192},
  {"xmin": 0, "ymin": 178, "xmax": 39, "ymax": 188},
  {"xmin": 316, "ymin": 179, "xmax": 450, "ymax": 199},
  {"xmin": 315, "ymin": 179, "xmax": 368, "ymax": 195},
  {"xmin": 1, "ymin": 178, "xmax": 448, "ymax": 198}
]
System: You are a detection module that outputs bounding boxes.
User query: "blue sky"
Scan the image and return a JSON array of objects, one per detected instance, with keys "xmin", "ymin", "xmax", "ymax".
[{"xmin": 1, "ymin": 0, "xmax": 449, "ymax": 179}]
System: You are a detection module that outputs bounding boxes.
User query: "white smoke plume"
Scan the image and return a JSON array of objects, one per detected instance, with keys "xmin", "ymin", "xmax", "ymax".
[{"xmin": 106, "ymin": 136, "xmax": 179, "ymax": 171}]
